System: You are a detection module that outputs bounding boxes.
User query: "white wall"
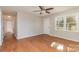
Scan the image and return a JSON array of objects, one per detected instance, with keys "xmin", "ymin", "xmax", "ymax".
[
  {"xmin": 0, "ymin": 9, "xmax": 2, "ymax": 46},
  {"xmin": 17, "ymin": 12, "xmax": 43, "ymax": 39},
  {"xmin": 43, "ymin": 16, "xmax": 51, "ymax": 34},
  {"xmin": 43, "ymin": 8, "xmax": 79, "ymax": 42}
]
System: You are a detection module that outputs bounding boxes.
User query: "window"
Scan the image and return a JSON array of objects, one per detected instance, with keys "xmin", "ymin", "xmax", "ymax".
[
  {"xmin": 66, "ymin": 16, "xmax": 77, "ymax": 32},
  {"xmin": 55, "ymin": 16, "xmax": 78, "ymax": 32},
  {"xmin": 55, "ymin": 16, "xmax": 65, "ymax": 31}
]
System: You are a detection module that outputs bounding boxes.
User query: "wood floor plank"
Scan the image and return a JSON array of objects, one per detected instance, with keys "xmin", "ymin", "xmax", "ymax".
[{"xmin": 0, "ymin": 33, "xmax": 79, "ymax": 52}]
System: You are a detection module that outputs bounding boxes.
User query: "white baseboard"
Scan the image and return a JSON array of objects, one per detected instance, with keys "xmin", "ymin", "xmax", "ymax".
[
  {"xmin": 48, "ymin": 34, "xmax": 79, "ymax": 42},
  {"xmin": 16, "ymin": 33, "xmax": 79, "ymax": 42},
  {"xmin": 17, "ymin": 33, "xmax": 43, "ymax": 40}
]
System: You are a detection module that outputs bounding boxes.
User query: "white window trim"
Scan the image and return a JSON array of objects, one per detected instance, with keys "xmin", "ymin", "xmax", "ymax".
[{"xmin": 55, "ymin": 16, "xmax": 79, "ymax": 32}]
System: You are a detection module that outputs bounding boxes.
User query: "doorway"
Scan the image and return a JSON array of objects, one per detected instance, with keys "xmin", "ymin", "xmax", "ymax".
[
  {"xmin": 2, "ymin": 13, "xmax": 17, "ymax": 38},
  {"xmin": 0, "ymin": 13, "xmax": 17, "ymax": 51}
]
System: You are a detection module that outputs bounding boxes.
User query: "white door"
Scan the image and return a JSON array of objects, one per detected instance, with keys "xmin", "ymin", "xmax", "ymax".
[
  {"xmin": 6, "ymin": 21, "xmax": 13, "ymax": 33},
  {"xmin": 44, "ymin": 18, "xmax": 50, "ymax": 34}
]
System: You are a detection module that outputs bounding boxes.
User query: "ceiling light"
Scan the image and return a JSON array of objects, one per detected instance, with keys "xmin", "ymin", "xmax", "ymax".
[{"xmin": 7, "ymin": 16, "xmax": 11, "ymax": 18}]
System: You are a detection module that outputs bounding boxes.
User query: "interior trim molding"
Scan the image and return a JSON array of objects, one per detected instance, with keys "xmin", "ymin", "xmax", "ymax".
[
  {"xmin": 16, "ymin": 33, "xmax": 43, "ymax": 40},
  {"xmin": 16, "ymin": 33, "xmax": 79, "ymax": 42},
  {"xmin": 48, "ymin": 34, "xmax": 79, "ymax": 42}
]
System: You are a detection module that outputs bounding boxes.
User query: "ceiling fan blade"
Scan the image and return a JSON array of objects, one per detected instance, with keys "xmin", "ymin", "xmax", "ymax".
[
  {"xmin": 39, "ymin": 6, "xmax": 44, "ymax": 10},
  {"xmin": 46, "ymin": 12, "xmax": 50, "ymax": 14},
  {"xmin": 46, "ymin": 8, "xmax": 54, "ymax": 10},
  {"xmin": 45, "ymin": 10, "xmax": 50, "ymax": 14}
]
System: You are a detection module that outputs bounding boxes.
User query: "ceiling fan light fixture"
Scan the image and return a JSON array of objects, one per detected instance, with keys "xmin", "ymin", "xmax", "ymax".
[{"xmin": 33, "ymin": 6, "xmax": 54, "ymax": 15}]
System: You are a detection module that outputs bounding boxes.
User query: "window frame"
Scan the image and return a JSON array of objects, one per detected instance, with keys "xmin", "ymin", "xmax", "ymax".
[{"xmin": 55, "ymin": 16, "xmax": 79, "ymax": 32}]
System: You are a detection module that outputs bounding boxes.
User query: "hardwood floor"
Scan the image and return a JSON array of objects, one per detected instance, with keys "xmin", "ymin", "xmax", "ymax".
[
  {"xmin": 0, "ymin": 33, "xmax": 79, "ymax": 52},
  {"xmin": 0, "ymin": 33, "xmax": 17, "ymax": 52}
]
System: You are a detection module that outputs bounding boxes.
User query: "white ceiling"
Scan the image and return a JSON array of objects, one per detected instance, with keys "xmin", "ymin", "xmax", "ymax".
[{"xmin": 0, "ymin": 6, "xmax": 78, "ymax": 16}]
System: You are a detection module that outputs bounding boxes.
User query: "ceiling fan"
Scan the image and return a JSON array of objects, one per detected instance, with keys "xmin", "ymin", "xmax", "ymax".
[{"xmin": 33, "ymin": 6, "xmax": 54, "ymax": 14}]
